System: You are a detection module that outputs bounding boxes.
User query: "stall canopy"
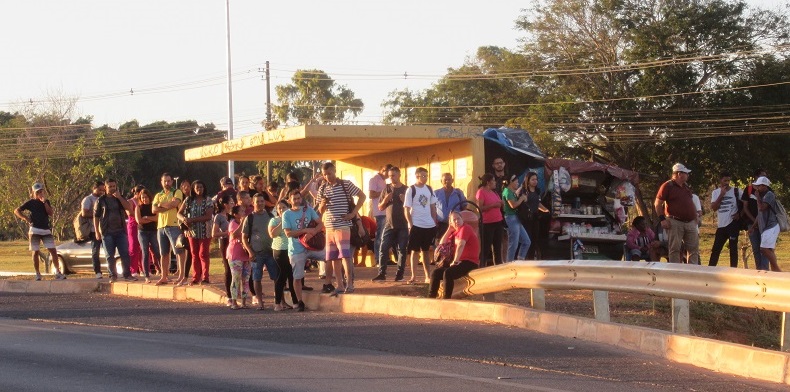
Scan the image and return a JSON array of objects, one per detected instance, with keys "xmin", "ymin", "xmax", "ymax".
[
  {"xmin": 483, "ymin": 127, "xmax": 545, "ymax": 161},
  {"xmin": 184, "ymin": 125, "xmax": 482, "ymax": 162},
  {"xmin": 545, "ymin": 158, "xmax": 640, "ymax": 184}
]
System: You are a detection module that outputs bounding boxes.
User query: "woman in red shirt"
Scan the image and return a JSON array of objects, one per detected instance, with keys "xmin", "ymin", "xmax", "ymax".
[
  {"xmin": 475, "ymin": 173, "xmax": 504, "ymax": 267},
  {"xmin": 428, "ymin": 211, "xmax": 480, "ymax": 299}
]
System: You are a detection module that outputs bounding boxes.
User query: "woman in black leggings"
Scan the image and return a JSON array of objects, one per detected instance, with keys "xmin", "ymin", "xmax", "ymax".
[
  {"xmin": 429, "ymin": 211, "xmax": 480, "ymax": 298},
  {"xmin": 475, "ymin": 174, "xmax": 504, "ymax": 267},
  {"xmin": 268, "ymin": 201, "xmax": 298, "ymax": 310}
]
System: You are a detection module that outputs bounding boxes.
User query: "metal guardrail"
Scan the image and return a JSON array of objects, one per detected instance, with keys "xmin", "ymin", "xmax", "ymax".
[{"xmin": 452, "ymin": 260, "xmax": 790, "ymax": 349}]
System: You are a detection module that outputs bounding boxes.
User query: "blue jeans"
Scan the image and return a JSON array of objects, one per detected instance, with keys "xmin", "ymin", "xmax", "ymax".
[
  {"xmin": 158, "ymin": 226, "xmax": 184, "ymax": 259},
  {"xmin": 252, "ymin": 251, "xmax": 278, "ymax": 282},
  {"xmin": 749, "ymin": 228, "xmax": 769, "ymax": 270},
  {"xmin": 102, "ymin": 230, "xmax": 131, "ymax": 278},
  {"xmin": 138, "ymin": 230, "xmax": 160, "ymax": 277},
  {"xmin": 374, "ymin": 215, "xmax": 386, "ymax": 265},
  {"xmin": 91, "ymin": 235, "xmax": 102, "ymax": 274},
  {"xmin": 378, "ymin": 227, "xmax": 408, "ymax": 276},
  {"xmin": 505, "ymin": 215, "xmax": 531, "ymax": 262}
]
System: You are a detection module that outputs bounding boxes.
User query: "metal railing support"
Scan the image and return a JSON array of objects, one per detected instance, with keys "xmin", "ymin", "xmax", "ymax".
[
  {"xmin": 782, "ymin": 312, "xmax": 790, "ymax": 352},
  {"xmin": 530, "ymin": 289, "xmax": 546, "ymax": 310},
  {"xmin": 671, "ymin": 298, "xmax": 690, "ymax": 334},
  {"xmin": 593, "ymin": 290, "xmax": 610, "ymax": 322}
]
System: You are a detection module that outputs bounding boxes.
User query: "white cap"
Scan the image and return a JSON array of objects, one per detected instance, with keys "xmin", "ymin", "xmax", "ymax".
[
  {"xmin": 671, "ymin": 163, "xmax": 691, "ymax": 173},
  {"xmin": 31, "ymin": 182, "xmax": 44, "ymax": 193},
  {"xmin": 752, "ymin": 176, "xmax": 771, "ymax": 187}
]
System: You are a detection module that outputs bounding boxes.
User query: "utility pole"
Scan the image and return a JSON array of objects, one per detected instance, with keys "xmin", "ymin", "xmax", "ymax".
[
  {"xmin": 225, "ymin": 0, "xmax": 235, "ymax": 180},
  {"xmin": 259, "ymin": 61, "xmax": 273, "ymax": 183}
]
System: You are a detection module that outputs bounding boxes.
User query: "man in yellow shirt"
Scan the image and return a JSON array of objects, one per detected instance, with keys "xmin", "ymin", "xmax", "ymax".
[{"xmin": 152, "ymin": 172, "xmax": 185, "ymax": 285}]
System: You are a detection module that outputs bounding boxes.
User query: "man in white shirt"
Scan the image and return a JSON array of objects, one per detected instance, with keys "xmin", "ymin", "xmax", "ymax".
[
  {"xmin": 404, "ymin": 167, "xmax": 438, "ymax": 284},
  {"xmin": 708, "ymin": 171, "xmax": 740, "ymax": 268}
]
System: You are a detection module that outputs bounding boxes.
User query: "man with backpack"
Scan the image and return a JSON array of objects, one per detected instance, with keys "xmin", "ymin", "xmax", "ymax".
[
  {"xmin": 708, "ymin": 171, "xmax": 740, "ymax": 268},
  {"xmin": 316, "ymin": 162, "xmax": 366, "ymax": 295},
  {"xmin": 93, "ymin": 179, "xmax": 134, "ymax": 282},
  {"xmin": 753, "ymin": 176, "xmax": 783, "ymax": 272},
  {"xmin": 81, "ymin": 181, "xmax": 105, "ymax": 279},
  {"xmin": 404, "ymin": 167, "xmax": 438, "ymax": 283}
]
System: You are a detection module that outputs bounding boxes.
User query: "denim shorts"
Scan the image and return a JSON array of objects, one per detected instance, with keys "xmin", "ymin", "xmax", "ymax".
[{"xmin": 252, "ymin": 250, "xmax": 278, "ymax": 282}]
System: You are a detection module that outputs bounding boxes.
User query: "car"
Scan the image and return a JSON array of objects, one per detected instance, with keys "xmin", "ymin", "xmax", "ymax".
[{"xmin": 45, "ymin": 240, "xmax": 175, "ymax": 275}]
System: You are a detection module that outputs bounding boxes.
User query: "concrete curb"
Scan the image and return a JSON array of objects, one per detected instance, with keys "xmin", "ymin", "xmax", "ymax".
[{"xmin": 3, "ymin": 279, "xmax": 788, "ymax": 385}]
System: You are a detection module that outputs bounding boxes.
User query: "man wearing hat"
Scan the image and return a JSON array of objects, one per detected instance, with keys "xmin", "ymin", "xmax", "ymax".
[
  {"xmin": 752, "ymin": 176, "xmax": 782, "ymax": 272},
  {"xmin": 13, "ymin": 182, "xmax": 66, "ymax": 280},
  {"xmin": 654, "ymin": 163, "xmax": 700, "ymax": 264},
  {"xmin": 216, "ymin": 176, "xmax": 237, "ymax": 204}
]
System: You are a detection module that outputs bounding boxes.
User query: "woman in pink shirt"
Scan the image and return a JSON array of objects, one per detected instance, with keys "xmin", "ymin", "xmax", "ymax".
[{"xmin": 475, "ymin": 173, "xmax": 504, "ymax": 267}]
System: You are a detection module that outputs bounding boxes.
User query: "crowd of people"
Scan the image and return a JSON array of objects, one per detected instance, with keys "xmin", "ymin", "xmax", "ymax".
[
  {"xmin": 628, "ymin": 164, "xmax": 783, "ymax": 272},
  {"xmin": 13, "ymin": 159, "xmax": 785, "ymax": 307}
]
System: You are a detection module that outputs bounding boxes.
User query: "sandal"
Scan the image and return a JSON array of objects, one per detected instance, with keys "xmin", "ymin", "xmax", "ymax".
[
  {"xmin": 155, "ymin": 279, "xmax": 168, "ymax": 286},
  {"xmin": 273, "ymin": 304, "xmax": 283, "ymax": 311},
  {"xmin": 230, "ymin": 304, "xmax": 240, "ymax": 310},
  {"xmin": 281, "ymin": 303, "xmax": 294, "ymax": 310}
]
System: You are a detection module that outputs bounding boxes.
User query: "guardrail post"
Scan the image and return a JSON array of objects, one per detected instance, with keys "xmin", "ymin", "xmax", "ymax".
[
  {"xmin": 672, "ymin": 298, "xmax": 690, "ymax": 334},
  {"xmin": 782, "ymin": 312, "xmax": 790, "ymax": 352},
  {"xmin": 530, "ymin": 289, "xmax": 545, "ymax": 310},
  {"xmin": 592, "ymin": 290, "xmax": 610, "ymax": 322}
]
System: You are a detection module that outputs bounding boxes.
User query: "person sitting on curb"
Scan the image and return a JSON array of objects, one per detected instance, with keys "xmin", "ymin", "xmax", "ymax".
[{"xmin": 428, "ymin": 211, "xmax": 480, "ymax": 299}]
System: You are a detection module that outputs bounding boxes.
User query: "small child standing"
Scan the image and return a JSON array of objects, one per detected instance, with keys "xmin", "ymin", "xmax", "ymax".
[
  {"xmin": 13, "ymin": 182, "xmax": 66, "ymax": 281},
  {"xmin": 227, "ymin": 206, "xmax": 251, "ymax": 309}
]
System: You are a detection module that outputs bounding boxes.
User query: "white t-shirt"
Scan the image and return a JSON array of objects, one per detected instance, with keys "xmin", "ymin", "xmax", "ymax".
[
  {"xmin": 404, "ymin": 184, "xmax": 437, "ymax": 229},
  {"xmin": 368, "ymin": 174, "xmax": 386, "ymax": 217},
  {"xmin": 710, "ymin": 187, "xmax": 739, "ymax": 228}
]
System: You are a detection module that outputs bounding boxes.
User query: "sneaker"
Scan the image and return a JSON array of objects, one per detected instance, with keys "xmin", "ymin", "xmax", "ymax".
[
  {"xmin": 35, "ymin": 273, "xmax": 42, "ymax": 281},
  {"xmin": 55, "ymin": 273, "xmax": 66, "ymax": 280},
  {"xmin": 109, "ymin": 276, "xmax": 117, "ymax": 283},
  {"xmin": 371, "ymin": 273, "xmax": 386, "ymax": 281},
  {"xmin": 202, "ymin": 278, "xmax": 211, "ymax": 285},
  {"xmin": 131, "ymin": 273, "xmax": 139, "ymax": 278},
  {"xmin": 297, "ymin": 301, "xmax": 305, "ymax": 312},
  {"xmin": 394, "ymin": 273, "xmax": 404, "ymax": 282},
  {"xmin": 302, "ymin": 285, "xmax": 314, "ymax": 291},
  {"xmin": 123, "ymin": 276, "xmax": 138, "ymax": 282},
  {"xmin": 96, "ymin": 273, "xmax": 103, "ymax": 279}
]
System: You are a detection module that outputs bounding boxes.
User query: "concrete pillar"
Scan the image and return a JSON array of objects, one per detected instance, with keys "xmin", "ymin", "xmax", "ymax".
[
  {"xmin": 530, "ymin": 289, "xmax": 546, "ymax": 310},
  {"xmin": 672, "ymin": 298, "xmax": 690, "ymax": 334},
  {"xmin": 782, "ymin": 312, "xmax": 790, "ymax": 352},
  {"xmin": 592, "ymin": 290, "xmax": 610, "ymax": 322}
]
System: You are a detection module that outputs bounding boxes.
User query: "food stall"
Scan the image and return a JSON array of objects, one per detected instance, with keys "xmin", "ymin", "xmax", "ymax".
[{"xmin": 540, "ymin": 159, "xmax": 639, "ymax": 260}]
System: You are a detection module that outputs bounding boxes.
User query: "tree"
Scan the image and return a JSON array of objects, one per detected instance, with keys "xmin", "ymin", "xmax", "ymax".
[
  {"xmin": 273, "ymin": 69, "xmax": 364, "ymax": 126},
  {"xmin": 382, "ymin": 0, "xmax": 790, "ymax": 200}
]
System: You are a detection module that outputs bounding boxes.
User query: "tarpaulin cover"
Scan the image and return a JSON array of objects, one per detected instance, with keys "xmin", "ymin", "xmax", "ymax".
[
  {"xmin": 483, "ymin": 127, "xmax": 545, "ymax": 161},
  {"xmin": 544, "ymin": 158, "xmax": 640, "ymax": 184}
]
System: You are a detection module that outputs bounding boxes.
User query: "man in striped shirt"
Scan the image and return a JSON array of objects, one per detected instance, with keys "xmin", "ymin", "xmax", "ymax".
[{"xmin": 316, "ymin": 162, "xmax": 366, "ymax": 295}]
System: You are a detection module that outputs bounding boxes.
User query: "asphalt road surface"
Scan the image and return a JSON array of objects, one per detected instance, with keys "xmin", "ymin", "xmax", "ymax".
[{"xmin": 0, "ymin": 292, "xmax": 784, "ymax": 392}]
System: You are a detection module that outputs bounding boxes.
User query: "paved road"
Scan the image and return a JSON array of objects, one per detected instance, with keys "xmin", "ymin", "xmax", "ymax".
[{"xmin": 0, "ymin": 292, "xmax": 784, "ymax": 391}]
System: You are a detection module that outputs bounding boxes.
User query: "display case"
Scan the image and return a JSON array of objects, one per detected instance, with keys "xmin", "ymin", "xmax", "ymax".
[{"xmin": 539, "ymin": 159, "xmax": 637, "ymax": 260}]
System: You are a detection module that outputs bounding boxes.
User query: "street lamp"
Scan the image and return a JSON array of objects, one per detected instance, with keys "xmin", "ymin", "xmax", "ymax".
[{"xmin": 225, "ymin": 0, "xmax": 235, "ymax": 179}]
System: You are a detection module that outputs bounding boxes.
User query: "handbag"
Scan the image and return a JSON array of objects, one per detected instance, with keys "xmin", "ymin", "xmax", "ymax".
[
  {"xmin": 340, "ymin": 180, "xmax": 368, "ymax": 247},
  {"xmin": 434, "ymin": 238, "xmax": 456, "ymax": 269},
  {"xmin": 298, "ymin": 206, "xmax": 325, "ymax": 251},
  {"xmin": 175, "ymin": 233, "xmax": 188, "ymax": 250}
]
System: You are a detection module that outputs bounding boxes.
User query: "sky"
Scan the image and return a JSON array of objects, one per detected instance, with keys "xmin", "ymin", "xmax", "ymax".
[{"xmin": 1, "ymin": 0, "xmax": 787, "ymax": 138}]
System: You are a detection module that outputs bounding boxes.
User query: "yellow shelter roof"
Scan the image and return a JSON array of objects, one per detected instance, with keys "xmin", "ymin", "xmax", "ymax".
[{"xmin": 184, "ymin": 124, "xmax": 482, "ymax": 162}]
